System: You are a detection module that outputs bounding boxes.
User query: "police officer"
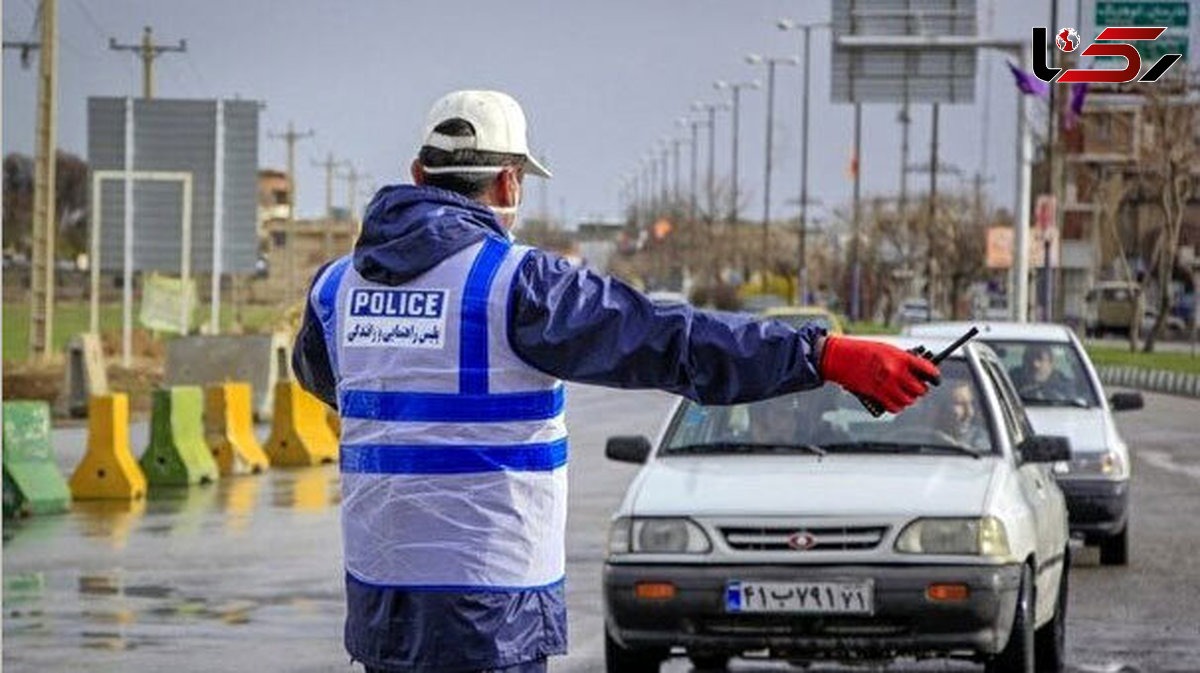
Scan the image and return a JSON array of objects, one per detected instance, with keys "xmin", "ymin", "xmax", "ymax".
[{"xmin": 293, "ymin": 90, "xmax": 941, "ymax": 673}]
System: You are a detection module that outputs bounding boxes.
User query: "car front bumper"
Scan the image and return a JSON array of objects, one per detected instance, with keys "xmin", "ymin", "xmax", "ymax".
[
  {"xmin": 604, "ymin": 563, "xmax": 1022, "ymax": 660},
  {"xmin": 1058, "ymin": 477, "xmax": 1129, "ymax": 538}
]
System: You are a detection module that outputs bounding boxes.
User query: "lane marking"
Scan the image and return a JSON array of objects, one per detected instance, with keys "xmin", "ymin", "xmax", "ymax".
[{"xmin": 1137, "ymin": 449, "xmax": 1200, "ymax": 482}]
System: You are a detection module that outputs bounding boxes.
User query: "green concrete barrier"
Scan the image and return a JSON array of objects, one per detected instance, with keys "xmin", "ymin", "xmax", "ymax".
[
  {"xmin": 2, "ymin": 401, "xmax": 71, "ymax": 517},
  {"xmin": 140, "ymin": 387, "xmax": 220, "ymax": 487}
]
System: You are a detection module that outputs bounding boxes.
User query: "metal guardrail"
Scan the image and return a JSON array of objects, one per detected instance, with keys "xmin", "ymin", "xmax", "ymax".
[{"xmin": 1096, "ymin": 366, "xmax": 1200, "ymax": 399}]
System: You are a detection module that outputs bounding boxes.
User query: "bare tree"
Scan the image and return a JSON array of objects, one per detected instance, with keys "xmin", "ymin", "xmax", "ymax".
[{"xmin": 1137, "ymin": 84, "xmax": 1199, "ymax": 352}]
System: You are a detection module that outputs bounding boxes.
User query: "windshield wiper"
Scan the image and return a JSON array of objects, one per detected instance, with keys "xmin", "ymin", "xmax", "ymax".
[
  {"xmin": 666, "ymin": 441, "xmax": 827, "ymax": 457},
  {"xmin": 819, "ymin": 441, "xmax": 982, "ymax": 459}
]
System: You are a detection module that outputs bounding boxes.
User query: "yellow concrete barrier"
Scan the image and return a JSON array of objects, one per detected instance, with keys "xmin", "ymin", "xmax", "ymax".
[
  {"xmin": 264, "ymin": 382, "xmax": 338, "ymax": 467},
  {"xmin": 205, "ymin": 383, "xmax": 269, "ymax": 476},
  {"xmin": 69, "ymin": 394, "xmax": 147, "ymax": 501}
]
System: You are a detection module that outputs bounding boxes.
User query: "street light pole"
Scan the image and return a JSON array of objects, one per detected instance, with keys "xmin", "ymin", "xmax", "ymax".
[
  {"xmin": 747, "ymin": 54, "xmax": 798, "ymax": 293},
  {"xmin": 778, "ymin": 19, "xmax": 830, "ymax": 304},
  {"xmin": 692, "ymin": 101, "xmax": 726, "ymax": 237},
  {"xmin": 713, "ymin": 80, "xmax": 759, "ymax": 228}
]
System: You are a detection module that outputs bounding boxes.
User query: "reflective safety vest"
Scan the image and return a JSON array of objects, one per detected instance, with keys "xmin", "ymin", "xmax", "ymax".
[{"xmin": 310, "ymin": 236, "xmax": 567, "ymax": 591}]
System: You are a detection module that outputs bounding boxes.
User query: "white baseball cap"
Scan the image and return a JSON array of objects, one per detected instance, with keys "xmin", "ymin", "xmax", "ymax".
[{"xmin": 421, "ymin": 90, "xmax": 552, "ymax": 178}]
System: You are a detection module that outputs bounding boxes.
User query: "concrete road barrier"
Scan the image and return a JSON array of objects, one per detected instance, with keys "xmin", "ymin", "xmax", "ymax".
[
  {"xmin": 57, "ymin": 333, "xmax": 109, "ymax": 419},
  {"xmin": 205, "ymin": 382, "xmax": 270, "ymax": 476},
  {"xmin": 140, "ymin": 387, "xmax": 221, "ymax": 486},
  {"xmin": 167, "ymin": 334, "xmax": 293, "ymax": 421},
  {"xmin": 1096, "ymin": 366, "xmax": 1200, "ymax": 399},
  {"xmin": 69, "ymin": 394, "xmax": 147, "ymax": 500},
  {"xmin": 264, "ymin": 382, "xmax": 338, "ymax": 467},
  {"xmin": 2, "ymin": 401, "xmax": 72, "ymax": 516}
]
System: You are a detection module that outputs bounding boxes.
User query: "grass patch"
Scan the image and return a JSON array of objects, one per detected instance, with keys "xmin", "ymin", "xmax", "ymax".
[
  {"xmin": 3, "ymin": 302, "xmax": 285, "ymax": 362},
  {"xmin": 1085, "ymin": 344, "xmax": 1200, "ymax": 375}
]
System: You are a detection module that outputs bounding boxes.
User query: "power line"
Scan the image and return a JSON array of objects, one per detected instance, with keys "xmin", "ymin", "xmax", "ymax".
[{"xmin": 68, "ymin": 0, "xmax": 107, "ymax": 41}]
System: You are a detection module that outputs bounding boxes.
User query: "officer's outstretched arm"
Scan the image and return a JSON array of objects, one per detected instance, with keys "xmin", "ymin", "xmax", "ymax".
[{"xmin": 508, "ymin": 249, "xmax": 825, "ymax": 405}]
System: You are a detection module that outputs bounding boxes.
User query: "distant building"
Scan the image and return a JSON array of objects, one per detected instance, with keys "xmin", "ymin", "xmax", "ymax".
[
  {"xmin": 1059, "ymin": 77, "xmax": 1200, "ymax": 321},
  {"xmin": 257, "ymin": 169, "xmax": 291, "ymax": 232},
  {"xmin": 252, "ymin": 218, "xmax": 358, "ymax": 303}
]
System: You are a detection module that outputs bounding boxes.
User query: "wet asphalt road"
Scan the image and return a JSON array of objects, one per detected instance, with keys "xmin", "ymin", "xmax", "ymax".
[{"xmin": 3, "ymin": 384, "xmax": 1199, "ymax": 672}]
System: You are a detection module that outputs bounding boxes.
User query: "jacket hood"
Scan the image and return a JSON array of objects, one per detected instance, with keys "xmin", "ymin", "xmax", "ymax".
[{"xmin": 353, "ymin": 184, "xmax": 509, "ymax": 285}]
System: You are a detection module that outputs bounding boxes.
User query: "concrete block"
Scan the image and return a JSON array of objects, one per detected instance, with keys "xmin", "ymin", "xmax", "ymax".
[
  {"xmin": 166, "ymin": 333, "xmax": 292, "ymax": 421},
  {"xmin": 3, "ymin": 401, "xmax": 71, "ymax": 516},
  {"xmin": 70, "ymin": 394, "xmax": 147, "ymax": 500},
  {"xmin": 57, "ymin": 333, "xmax": 108, "ymax": 419}
]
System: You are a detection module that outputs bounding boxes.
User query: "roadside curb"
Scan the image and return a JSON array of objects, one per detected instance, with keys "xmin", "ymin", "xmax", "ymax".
[{"xmin": 1096, "ymin": 366, "xmax": 1200, "ymax": 399}]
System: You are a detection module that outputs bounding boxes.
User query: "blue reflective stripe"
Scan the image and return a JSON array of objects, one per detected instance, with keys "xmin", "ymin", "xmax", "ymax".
[
  {"xmin": 460, "ymin": 237, "xmax": 510, "ymax": 395},
  {"xmin": 346, "ymin": 569, "xmax": 566, "ymax": 594},
  {"xmin": 340, "ymin": 438, "xmax": 567, "ymax": 474},
  {"xmin": 315, "ymin": 256, "xmax": 352, "ymax": 370},
  {"xmin": 339, "ymin": 386, "xmax": 565, "ymax": 423}
]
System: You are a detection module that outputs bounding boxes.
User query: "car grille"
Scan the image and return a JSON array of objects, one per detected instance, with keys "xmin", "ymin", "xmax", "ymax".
[{"xmin": 720, "ymin": 525, "xmax": 888, "ymax": 552}]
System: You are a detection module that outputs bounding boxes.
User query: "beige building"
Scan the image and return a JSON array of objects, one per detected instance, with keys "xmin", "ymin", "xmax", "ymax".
[{"xmin": 1059, "ymin": 76, "xmax": 1200, "ymax": 320}]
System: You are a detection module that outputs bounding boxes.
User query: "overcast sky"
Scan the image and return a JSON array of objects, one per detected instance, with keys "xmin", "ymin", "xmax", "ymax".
[{"xmin": 3, "ymin": 0, "xmax": 1075, "ymax": 226}]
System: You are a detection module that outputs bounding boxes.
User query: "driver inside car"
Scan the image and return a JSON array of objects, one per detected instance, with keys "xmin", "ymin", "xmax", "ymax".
[
  {"xmin": 746, "ymin": 393, "xmax": 849, "ymax": 447},
  {"xmin": 1009, "ymin": 344, "xmax": 1073, "ymax": 400},
  {"xmin": 936, "ymin": 380, "xmax": 989, "ymax": 449}
]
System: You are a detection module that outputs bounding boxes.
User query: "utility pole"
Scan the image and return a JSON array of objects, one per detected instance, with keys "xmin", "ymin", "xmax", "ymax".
[
  {"xmin": 926, "ymin": 104, "xmax": 940, "ymax": 321},
  {"xmin": 108, "ymin": 26, "xmax": 187, "ymax": 99},
  {"xmin": 337, "ymin": 164, "xmax": 371, "ymax": 222},
  {"xmin": 850, "ymin": 103, "xmax": 863, "ymax": 321},
  {"xmin": 312, "ymin": 152, "xmax": 342, "ymax": 260},
  {"xmin": 269, "ymin": 122, "xmax": 314, "ymax": 304},
  {"xmin": 898, "ymin": 99, "xmax": 912, "ymax": 290},
  {"xmin": 6, "ymin": 0, "xmax": 59, "ymax": 360}
]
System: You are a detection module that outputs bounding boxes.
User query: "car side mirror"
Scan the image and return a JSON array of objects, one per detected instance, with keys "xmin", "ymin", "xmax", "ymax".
[
  {"xmin": 1109, "ymin": 391, "xmax": 1144, "ymax": 412},
  {"xmin": 1018, "ymin": 435, "xmax": 1072, "ymax": 464},
  {"xmin": 605, "ymin": 435, "xmax": 652, "ymax": 464}
]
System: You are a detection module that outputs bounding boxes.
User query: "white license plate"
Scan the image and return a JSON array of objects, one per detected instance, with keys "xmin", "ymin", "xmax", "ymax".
[{"xmin": 725, "ymin": 580, "xmax": 874, "ymax": 615}]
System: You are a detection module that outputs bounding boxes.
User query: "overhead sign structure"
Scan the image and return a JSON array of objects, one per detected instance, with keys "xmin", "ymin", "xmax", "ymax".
[
  {"xmin": 831, "ymin": 0, "xmax": 978, "ymax": 104},
  {"xmin": 1082, "ymin": 0, "xmax": 1196, "ymax": 66},
  {"xmin": 88, "ymin": 97, "xmax": 259, "ymax": 352},
  {"xmin": 87, "ymin": 97, "xmax": 259, "ymax": 275}
]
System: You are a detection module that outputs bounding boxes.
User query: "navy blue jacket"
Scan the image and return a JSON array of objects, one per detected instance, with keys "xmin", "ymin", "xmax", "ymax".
[{"xmin": 293, "ymin": 184, "xmax": 826, "ymax": 672}]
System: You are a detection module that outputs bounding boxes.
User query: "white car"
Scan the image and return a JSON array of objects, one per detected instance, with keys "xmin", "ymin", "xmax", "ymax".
[
  {"xmin": 906, "ymin": 322, "xmax": 1141, "ymax": 565},
  {"xmin": 603, "ymin": 337, "xmax": 1071, "ymax": 673}
]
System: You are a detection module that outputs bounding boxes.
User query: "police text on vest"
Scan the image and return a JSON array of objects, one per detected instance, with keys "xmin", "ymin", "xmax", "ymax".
[{"xmin": 344, "ymin": 289, "xmax": 448, "ymax": 349}]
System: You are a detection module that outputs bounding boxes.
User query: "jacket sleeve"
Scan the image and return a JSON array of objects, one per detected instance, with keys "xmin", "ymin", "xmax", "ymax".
[
  {"xmin": 507, "ymin": 248, "xmax": 826, "ymax": 405},
  {"xmin": 292, "ymin": 262, "xmax": 338, "ymax": 409}
]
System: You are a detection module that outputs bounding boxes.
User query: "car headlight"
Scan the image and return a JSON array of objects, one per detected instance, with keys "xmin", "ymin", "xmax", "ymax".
[
  {"xmin": 895, "ymin": 517, "xmax": 1010, "ymax": 557},
  {"xmin": 607, "ymin": 517, "xmax": 712, "ymax": 554},
  {"xmin": 1052, "ymin": 450, "xmax": 1126, "ymax": 478}
]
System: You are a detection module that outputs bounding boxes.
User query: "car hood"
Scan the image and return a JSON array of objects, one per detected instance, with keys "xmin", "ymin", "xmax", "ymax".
[
  {"xmin": 1024, "ymin": 407, "xmax": 1111, "ymax": 454},
  {"xmin": 629, "ymin": 454, "xmax": 999, "ymax": 518}
]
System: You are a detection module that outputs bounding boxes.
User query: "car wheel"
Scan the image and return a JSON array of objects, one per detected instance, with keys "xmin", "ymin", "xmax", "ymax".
[
  {"xmin": 605, "ymin": 627, "xmax": 665, "ymax": 673},
  {"xmin": 1100, "ymin": 525, "xmax": 1129, "ymax": 565},
  {"xmin": 986, "ymin": 564, "xmax": 1035, "ymax": 673},
  {"xmin": 1035, "ymin": 549, "xmax": 1069, "ymax": 672},
  {"xmin": 688, "ymin": 653, "xmax": 730, "ymax": 671}
]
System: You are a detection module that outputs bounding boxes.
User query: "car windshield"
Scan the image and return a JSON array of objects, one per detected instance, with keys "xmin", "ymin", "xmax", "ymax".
[
  {"xmin": 984, "ymin": 340, "xmax": 1099, "ymax": 408},
  {"xmin": 662, "ymin": 359, "xmax": 996, "ymax": 456}
]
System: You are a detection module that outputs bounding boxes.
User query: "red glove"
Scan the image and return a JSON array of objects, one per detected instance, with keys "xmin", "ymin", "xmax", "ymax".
[{"xmin": 819, "ymin": 336, "xmax": 941, "ymax": 414}]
